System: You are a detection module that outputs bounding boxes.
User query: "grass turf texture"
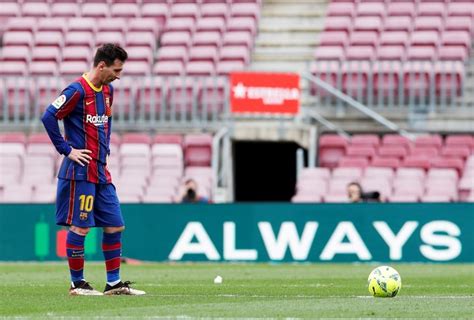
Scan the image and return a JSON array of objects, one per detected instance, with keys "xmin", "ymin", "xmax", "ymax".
[{"xmin": 0, "ymin": 263, "xmax": 472, "ymax": 319}]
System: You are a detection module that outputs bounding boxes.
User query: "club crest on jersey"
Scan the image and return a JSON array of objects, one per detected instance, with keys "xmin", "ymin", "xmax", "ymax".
[
  {"xmin": 52, "ymin": 95, "xmax": 66, "ymax": 109},
  {"xmin": 79, "ymin": 212, "xmax": 88, "ymax": 221},
  {"xmin": 86, "ymin": 114, "xmax": 109, "ymax": 126}
]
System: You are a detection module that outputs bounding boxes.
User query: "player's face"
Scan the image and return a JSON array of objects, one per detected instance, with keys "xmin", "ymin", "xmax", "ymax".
[{"xmin": 99, "ymin": 59, "xmax": 124, "ymax": 85}]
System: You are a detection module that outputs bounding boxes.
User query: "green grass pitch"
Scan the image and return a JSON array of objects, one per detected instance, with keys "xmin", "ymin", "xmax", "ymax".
[{"xmin": 0, "ymin": 263, "xmax": 472, "ymax": 319}]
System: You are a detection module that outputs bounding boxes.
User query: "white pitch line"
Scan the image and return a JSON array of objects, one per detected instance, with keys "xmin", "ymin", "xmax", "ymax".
[{"xmin": 142, "ymin": 293, "xmax": 474, "ymax": 299}]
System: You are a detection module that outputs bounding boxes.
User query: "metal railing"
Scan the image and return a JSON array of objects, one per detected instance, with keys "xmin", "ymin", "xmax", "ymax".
[
  {"xmin": 0, "ymin": 76, "xmax": 231, "ymax": 131},
  {"xmin": 306, "ymin": 60, "xmax": 472, "ymax": 114}
]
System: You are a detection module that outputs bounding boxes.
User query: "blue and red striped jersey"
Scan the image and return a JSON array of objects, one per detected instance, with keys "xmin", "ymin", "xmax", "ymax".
[{"xmin": 44, "ymin": 74, "xmax": 113, "ymax": 184}]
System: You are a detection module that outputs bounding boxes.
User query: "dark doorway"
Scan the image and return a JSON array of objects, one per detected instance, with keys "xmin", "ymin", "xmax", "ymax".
[{"xmin": 233, "ymin": 140, "xmax": 306, "ymax": 202}]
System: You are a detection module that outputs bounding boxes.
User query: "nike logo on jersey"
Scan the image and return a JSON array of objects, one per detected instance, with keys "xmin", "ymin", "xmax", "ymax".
[
  {"xmin": 86, "ymin": 114, "xmax": 109, "ymax": 126},
  {"xmin": 86, "ymin": 100, "xmax": 94, "ymax": 105}
]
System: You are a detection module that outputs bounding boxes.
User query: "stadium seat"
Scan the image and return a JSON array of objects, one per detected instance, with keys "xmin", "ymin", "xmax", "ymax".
[
  {"xmin": 196, "ymin": 17, "xmax": 226, "ymax": 34},
  {"xmin": 431, "ymin": 157, "xmax": 464, "ymax": 176},
  {"xmin": 420, "ymin": 195, "xmax": 452, "ymax": 203},
  {"xmin": 230, "ymin": 3, "xmax": 260, "ymax": 21},
  {"xmin": 380, "ymin": 31, "xmax": 409, "ymax": 47},
  {"xmin": 0, "ymin": 46, "xmax": 30, "ymax": 63},
  {"xmin": 201, "ymin": 3, "xmax": 228, "ymax": 19},
  {"xmin": 318, "ymin": 134, "xmax": 348, "ymax": 168},
  {"xmin": 445, "ymin": 16, "xmax": 473, "ymax": 34},
  {"xmin": 3, "ymin": 31, "xmax": 34, "ymax": 48},
  {"xmin": 378, "ymin": 146, "xmax": 408, "ymax": 159},
  {"xmin": 0, "ymin": 3, "xmax": 20, "ymax": 19},
  {"xmin": 411, "ymin": 146, "xmax": 439, "ymax": 158},
  {"xmin": 364, "ymin": 167, "xmax": 395, "ymax": 181},
  {"xmin": 37, "ymin": 18, "xmax": 68, "ymax": 34},
  {"xmin": 295, "ymin": 179, "xmax": 328, "ymax": 196},
  {"xmin": 189, "ymin": 46, "xmax": 219, "ymax": 63},
  {"xmin": 51, "ymin": 3, "xmax": 79, "ymax": 18},
  {"xmin": 153, "ymin": 61, "xmax": 185, "ymax": 76},
  {"xmin": 111, "ymin": 3, "xmax": 140, "ymax": 19},
  {"xmin": 124, "ymin": 46, "xmax": 153, "ymax": 64},
  {"xmin": 186, "ymin": 61, "xmax": 215, "ymax": 76},
  {"xmin": 346, "ymin": 146, "xmax": 376, "ymax": 160},
  {"xmin": 323, "ymin": 194, "xmax": 349, "ymax": 203},
  {"xmin": 324, "ymin": 17, "xmax": 352, "ymax": 34},
  {"xmin": 1, "ymin": 185, "xmax": 33, "ymax": 203},
  {"xmin": 370, "ymin": 157, "xmax": 400, "ymax": 169},
  {"xmin": 387, "ymin": 194, "xmax": 419, "ymax": 203},
  {"xmin": 337, "ymin": 156, "xmax": 369, "ymax": 168},
  {"xmin": 166, "ymin": 17, "xmax": 196, "ymax": 34},
  {"xmin": 441, "ymin": 146, "xmax": 471, "ymax": 160},
  {"xmin": 418, "ymin": 2, "xmax": 445, "ymax": 17},
  {"xmin": 140, "ymin": 3, "xmax": 168, "ymax": 26},
  {"xmin": 68, "ymin": 18, "xmax": 96, "ymax": 33},
  {"xmin": 216, "ymin": 60, "xmax": 245, "ymax": 75},
  {"xmin": 387, "ymin": 2, "xmax": 416, "ymax": 18},
  {"xmin": 384, "ymin": 16, "xmax": 412, "ymax": 32},
  {"xmin": 64, "ymin": 31, "xmax": 94, "ymax": 48},
  {"xmin": 82, "ymin": 3, "xmax": 109, "ymax": 18},
  {"xmin": 401, "ymin": 156, "xmax": 431, "ymax": 170},
  {"xmin": 349, "ymin": 31, "xmax": 378, "ymax": 48},
  {"xmin": 128, "ymin": 18, "xmax": 161, "ymax": 38},
  {"xmin": 353, "ymin": 16, "xmax": 382, "ymax": 32},
  {"xmin": 227, "ymin": 17, "xmax": 258, "ymax": 35},
  {"xmin": 327, "ymin": 2, "xmax": 356, "ymax": 17},
  {"xmin": 59, "ymin": 61, "xmax": 88, "ymax": 77},
  {"xmin": 21, "ymin": 3, "xmax": 50, "ymax": 18},
  {"xmin": 219, "ymin": 46, "xmax": 250, "ymax": 64},
  {"xmin": 445, "ymin": 135, "xmax": 474, "ymax": 148},
  {"xmin": 299, "ymin": 167, "xmax": 331, "ymax": 181},
  {"xmin": 291, "ymin": 194, "xmax": 323, "ymax": 203},
  {"xmin": 184, "ymin": 134, "xmax": 213, "ymax": 167},
  {"xmin": 29, "ymin": 61, "xmax": 59, "ymax": 76},
  {"xmin": 415, "ymin": 135, "xmax": 443, "ymax": 148},
  {"xmin": 161, "ymin": 31, "xmax": 192, "ymax": 47},
  {"xmin": 333, "ymin": 167, "xmax": 363, "ymax": 180},
  {"xmin": 438, "ymin": 46, "xmax": 468, "ymax": 62}
]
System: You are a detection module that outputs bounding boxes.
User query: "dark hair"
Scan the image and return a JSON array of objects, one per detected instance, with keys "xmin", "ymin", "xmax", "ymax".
[
  {"xmin": 347, "ymin": 181, "xmax": 362, "ymax": 191},
  {"xmin": 93, "ymin": 43, "xmax": 128, "ymax": 67}
]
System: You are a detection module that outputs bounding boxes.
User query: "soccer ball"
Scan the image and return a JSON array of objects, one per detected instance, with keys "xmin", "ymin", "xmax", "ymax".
[{"xmin": 367, "ymin": 266, "xmax": 401, "ymax": 298}]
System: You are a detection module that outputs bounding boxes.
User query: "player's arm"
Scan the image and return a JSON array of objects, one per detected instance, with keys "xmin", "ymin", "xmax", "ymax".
[{"xmin": 41, "ymin": 86, "xmax": 92, "ymax": 166}]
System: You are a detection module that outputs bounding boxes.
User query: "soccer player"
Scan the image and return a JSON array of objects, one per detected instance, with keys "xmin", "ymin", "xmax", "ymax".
[{"xmin": 41, "ymin": 43, "xmax": 145, "ymax": 296}]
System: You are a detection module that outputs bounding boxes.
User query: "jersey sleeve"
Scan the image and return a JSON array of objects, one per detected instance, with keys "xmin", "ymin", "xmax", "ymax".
[{"xmin": 46, "ymin": 85, "xmax": 82, "ymax": 120}]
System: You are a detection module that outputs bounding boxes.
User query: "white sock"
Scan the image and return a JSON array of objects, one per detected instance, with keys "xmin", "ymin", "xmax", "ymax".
[{"xmin": 107, "ymin": 279, "xmax": 121, "ymax": 287}]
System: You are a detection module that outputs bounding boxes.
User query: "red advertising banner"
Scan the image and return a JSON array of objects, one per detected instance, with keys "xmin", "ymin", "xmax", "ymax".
[{"xmin": 230, "ymin": 72, "xmax": 300, "ymax": 115}]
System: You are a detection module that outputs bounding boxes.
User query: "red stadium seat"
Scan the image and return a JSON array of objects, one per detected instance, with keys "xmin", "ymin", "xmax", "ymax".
[
  {"xmin": 346, "ymin": 145, "xmax": 376, "ymax": 159},
  {"xmin": 166, "ymin": 17, "xmax": 196, "ymax": 34},
  {"xmin": 387, "ymin": 2, "xmax": 416, "ymax": 17},
  {"xmin": 364, "ymin": 167, "xmax": 395, "ymax": 181},
  {"xmin": 220, "ymin": 46, "xmax": 250, "ymax": 64},
  {"xmin": 59, "ymin": 61, "xmax": 88, "ymax": 77},
  {"xmin": 396, "ymin": 167, "xmax": 426, "ymax": 180},
  {"xmin": 111, "ymin": 3, "xmax": 140, "ymax": 19},
  {"xmin": 353, "ymin": 16, "xmax": 382, "ymax": 32},
  {"xmin": 438, "ymin": 46, "xmax": 468, "ymax": 62},
  {"xmin": 318, "ymin": 134, "xmax": 348, "ymax": 168},
  {"xmin": 51, "ymin": 3, "xmax": 79, "ymax": 18},
  {"xmin": 5, "ymin": 17, "xmax": 36, "ymax": 33},
  {"xmin": 319, "ymin": 32, "xmax": 349, "ymax": 47},
  {"xmin": 171, "ymin": 3, "xmax": 199, "ymax": 19},
  {"xmin": 448, "ymin": 2, "xmax": 474, "ymax": 18},
  {"xmin": 96, "ymin": 32, "xmax": 125, "ymax": 48},
  {"xmin": 29, "ymin": 61, "xmax": 58, "ymax": 76},
  {"xmin": 382, "ymin": 134, "xmax": 412, "ymax": 149},
  {"xmin": 3, "ymin": 31, "xmax": 34, "ymax": 48},
  {"xmin": 420, "ymin": 195, "xmax": 452, "ymax": 203},
  {"xmin": 379, "ymin": 31, "xmax": 409, "ymax": 47},
  {"xmin": 223, "ymin": 31, "xmax": 253, "ymax": 48},
  {"xmin": 333, "ymin": 167, "xmax": 363, "ymax": 180},
  {"xmin": 154, "ymin": 134, "xmax": 183, "ymax": 146},
  {"xmin": 0, "ymin": 46, "xmax": 30, "ymax": 63},
  {"xmin": 411, "ymin": 146, "xmax": 439, "ymax": 158},
  {"xmin": 427, "ymin": 168, "xmax": 459, "ymax": 183},
  {"xmin": 291, "ymin": 194, "xmax": 323, "ymax": 203},
  {"xmin": 414, "ymin": 17, "xmax": 443, "ymax": 33},
  {"xmin": 126, "ymin": 46, "xmax": 154, "ymax": 64},
  {"xmin": 314, "ymin": 46, "xmax": 345, "ymax": 61},
  {"xmin": 402, "ymin": 156, "xmax": 431, "ymax": 170},
  {"xmin": 216, "ymin": 60, "xmax": 245, "ymax": 74},
  {"xmin": 126, "ymin": 32, "xmax": 156, "ymax": 50},
  {"xmin": 124, "ymin": 61, "xmax": 150, "ymax": 76},
  {"xmin": 410, "ymin": 31, "xmax": 439, "ymax": 48},
  {"xmin": 378, "ymin": 146, "xmax": 408, "ymax": 159},
  {"xmin": 357, "ymin": 2, "xmax": 385, "ymax": 17},
  {"xmin": 62, "ymin": 46, "xmax": 91, "ymax": 63},
  {"xmin": 157, "ymin": 46, "xmax": 188, "ymax": 63},
  {"xmin": 0, "ymin": 3, "xmax": 20, "ymax": 19},
  {"xmin": 441, "ymin": 31, "xmax": 471, "ymax": 51},
  {"xmin": 64, "ymin": 31, "xmax": 94, "ymax": 48},
  {"xmin": 415, "ymin": 135, "xmax": 443, "ymax": 148},
  {"xmin": 445, "ymin": 135, "xmax": 474, "ymax": 148},
  {"xmin": 68, "ymin": 18, "xmax": 96, "ymax": 33},
  {"xmin": 201, "ymin": 3, "xmax": 229, "ymax": 19},
  {"xmin": 140, "ymin": 3, "xmax": 168, "ymax": 27},
  {"xmin": 431, "ymin": 157, "xmax": 464, "ymax": 176},
  {"xmin": 31, "ymin": 46, "xmax": 61, "ymax": 63},
  {"xmin": 376, "ymin": 46, "xmax": 405, "ymax": 61},
  {"xmin": 371, "ymin": 157, "xmax": 400, "ymax": 169},
  {"xmin": 196, "ymin": 17, "xmax": 226, "ymax": 34},
  {"xmin": 161, "ymin": 31, "xmax": 192, "ymax": 47},
  {"xmin": 0, "ymin": 132, "xmax": 27, "ymax": 143},
  {"xmin": 193, "ymin": 31, "xmax": 222, "ymax": 48},
  {"xmin": 349, "ymin": 31, "xmax": 378, "ymax": 48},
  {"xmin": 97, "ymin": 18, "xmax": 127, "ymax": 34},
  {"xmin": 351, "ymin": 134, "xmax": 380, "ymax": 147},
  {"xmin": 418, "ymin": 2, "xmax": 446, "ymax": 17},
  {"xmin": 184, "ymin": 134, "xmax": 213, "ymax": 167},
  {"xmin": 128, "ymin": 18, "xmax": 160, "ymax": 38},
  {"xmin": 37, "ymin": 18, "xmax": 68, "ymax": 34},
  {"xmin": 34, "ymin": 32, "xmax": 63, "ymax": 48},
  {"xmin": 445, "ymin": 16, "xmax": 473, "ymax": 34},
  {"xmin": 227, "ymin": 17, "xmax": 258, "ymax": 35},
  {"xmin": 153, "ymin": 61, "xmax": 185, "ymax": 76},
  {"xmin": 122, "ymin": 133, "xmax": 152, "ymax": 145},
  {"xmin": 384, "ymin": 16, "xmax": 412, "ymax": 32},
  {"xmin": 326, "ymin": 2, "xmax": 356, "ymax": 17},
  {"xmin": 230, "ymin": 3, "xmax": 260, "ymax": 21},
  {"xmin": 0, "ymin": 61, "xmax": 28, "ymax": 76},
  {"xmin": 21, "ymin": 2, "xmax": 50, "ymax": 18},
  {"xmin": 82, "ymin": 3, "xmax": 109, "ymax": 18},
  {"xmin": 299, "ymin": 167, "xmax": 331, "ymax": 181},
  {"xmin": 186, "ymin": 61, "xmax": 215, "ymax": 76},
  {"xmin": 338, "ymin": 157, "xmax": 369, "ymax": 168},
  {"xmin": 189, "ymin": 46, "xmax": 219, "ymax": 63},
  {"xmin": 323, "ymin": 17, "xmax": 352, "ymax": 34}
]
